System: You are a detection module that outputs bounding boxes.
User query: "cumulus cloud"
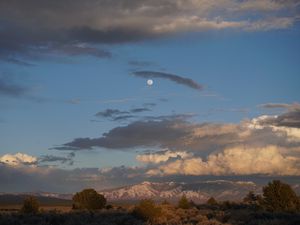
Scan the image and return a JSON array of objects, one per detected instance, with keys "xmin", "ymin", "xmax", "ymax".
[
  {"xmin": 133, "ymin": 71, "xmax": 203, "ymax": 90},
  {"xmin": 146, "ymin": 146, "xmax": 300, "ymax": 176},
  {"xmin": 0, "ymin": 0, "xmax": 298, "ymax": 63},
  {"xmin": 0, "ymin": 153, "xmax": 37, "ymax": 167}
]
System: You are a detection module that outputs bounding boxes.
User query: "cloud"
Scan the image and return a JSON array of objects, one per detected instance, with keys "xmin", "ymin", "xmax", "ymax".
[
  {"xmin": 0, "ymin": 153, "xmax": 37, "ymax": 167},
  {"xmin": 244, "ymin": 17, "xmax": 295, "ymax": 31},
  {"xmin": 0, "ymin": 0, "xmax": 298, "ymax": 63},
  {"xmin": 146, "ymin": 145, "xmax": 300, "ymax": 176},
  {"xmin": 95, "ymin": 109, "xmax": 129, "ymax": 118},
  {"xmin": 56, "ymin": 108, "xmax": 300, "ymax": 152},
  {"xmin": 57, "ymin": 115, "xmax": 190, "ymax": 150},
  {"xmin": 259, "ymin": 102, "xmax": 300, "ymax": 111},
  {"xmin": 0, "ymin": 160, "xmax": 147, "ymax": 192},
  {"xmin": 45, "ymin": 43, "xmax": 112, "ymax": 58},
  {"xmin": 252, "ymin": 103, "xmax": 300, "ymax": 128},
  {"xmin": 136, "ymin": 150, "xmax": 193, "ymax": 164},
  {"xmin": 251, "ymin": 113, "xmax": 300, "ymax": 129},
  {"xmin": 38, "ymin": 153, "xmax": 75, "ymax": 166},
  {"xmin": 133, "ymin": 71, "xmax": 203, "ymax": 90},
  {"xmin": 152, "ymin": 16, "xmax": 244, "ymax": 33},
  {"xmin": 130, "ymin": 107, "xmax": 151, "ymax": 113},
  {"xmin": 95, "ymin": 106, "xmax": 152, "ymax": 121}
]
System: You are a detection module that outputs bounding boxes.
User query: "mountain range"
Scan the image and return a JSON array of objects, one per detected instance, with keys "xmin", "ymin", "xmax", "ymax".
[
  {"xmin": 100, "ymin": 180, "xmax": 259, "ymax": 203},
  {"xmin": 1, "ymin": 180, "xmax": 299, "ymax": 204}
]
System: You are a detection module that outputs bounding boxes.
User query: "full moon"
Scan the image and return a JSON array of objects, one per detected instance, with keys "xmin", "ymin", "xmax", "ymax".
[{"xmin": 147, "ymin": 79, "xmax": 153, "ymax": 86}]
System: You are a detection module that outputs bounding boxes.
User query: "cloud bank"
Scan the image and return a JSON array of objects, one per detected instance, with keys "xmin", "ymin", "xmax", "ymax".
[
  {"xmin": 54, "ymin": 104, "xmax": 300, "ymax": 177},
  {"xmin": 2, "ymin": 103, "xmax": 300, "ymax": 192},
  {"xmin": 0, "ymin": 0, "xmax": 298, "ymax": 63},
  {"xmin": 144, "ymin": 146, "xmax": 300, "ymax": 176}
]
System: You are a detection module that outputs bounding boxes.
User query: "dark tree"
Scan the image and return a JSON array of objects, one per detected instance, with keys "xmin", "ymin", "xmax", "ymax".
[
  {"xmin": 243, "ymin": 191, "xmax": 260, "ymax": 204},
  {"xmin": 178, "ymin": 195, "xmax": 191, "ymax": 209},
  {"xmin": 72, "ymin": 188, "xmax": 106, "ymax": 210},
  {"xmin": 207, "ymin": 197, "xmax": 218, "ymax": 205},
  {"xmin": 260, "ymin": 180, "xmax": 300, "ymax": 212},
  {"xmin": 21, "ymin": 196, "xmax": 39, "ymax": 214}
]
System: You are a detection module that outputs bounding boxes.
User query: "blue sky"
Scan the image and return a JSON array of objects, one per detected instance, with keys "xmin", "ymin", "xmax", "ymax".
[{"xmin": 0, "ymin": 0, "xmax": 300, "ymax": 192}]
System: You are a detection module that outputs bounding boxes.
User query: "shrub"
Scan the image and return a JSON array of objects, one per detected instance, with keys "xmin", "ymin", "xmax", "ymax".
[
  {"xmin": 21, "ymin": 196, "xmax": 39, "ymax": 214},
  {"xmin": 207, "ymin": 197, "xmax": 218, "ymax": 205},
  {"xmin": 133, "ymin": 199, "xmax": 161, "ymax": 222},
  {"xmin": 72, "ymin": 188, "xmax": 106, "ymax": 210},
  {"xmin": 178, "ymin": 195, "xmax": 191, "ymax": 209},
  {"xmin": 260, "ymin": 180, "xmax": 300, "ymax": 212},
  {"xmin": 161, "ymin": 199, "xmax": 170, "ymax": 205}
]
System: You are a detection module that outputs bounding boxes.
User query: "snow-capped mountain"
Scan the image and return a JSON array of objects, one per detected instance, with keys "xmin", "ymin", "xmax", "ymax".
[{"xmin": 100, "ymin": 180, "xmax": 258, "ymax": 203}]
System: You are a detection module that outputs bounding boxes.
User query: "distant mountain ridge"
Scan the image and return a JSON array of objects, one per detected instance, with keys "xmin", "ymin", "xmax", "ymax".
[
  {"xmin": 1, "ymin": 180, "xmax": 299, "ymax": 204},
  {"xmin": 0, "ymin": 193, "xmax": 72, "ymax": 206},
  {"xmin": 99, "ymin": 180, "xmax": 259, "ymax": 203}
]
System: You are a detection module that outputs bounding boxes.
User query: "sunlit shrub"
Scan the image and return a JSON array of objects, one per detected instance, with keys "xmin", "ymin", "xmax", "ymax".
[{"xmin": 132, "ymin": 199, "xmax": 161, "ymax": 222}]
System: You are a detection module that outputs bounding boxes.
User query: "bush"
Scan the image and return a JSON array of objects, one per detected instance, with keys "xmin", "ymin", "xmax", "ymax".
[
  {"xmin": 207, "ymin": 197, "xmax": 218, "ymax": 205},
  {"xmin": 133, "ymin": 199, "xmax": 161, "ymax": 222},
  {"xmin": 21, "ymin": 196, "xmax": 39, "ymax": 214},
  {"xmin": 72, "ymin": 188, "xmax": 106, "ymax": 210},
  {"xmin": 178, "ymin": 195, "xmax": 191, "ymax": 209},
  {"xmin": 260, "ymin": 180, "xmax": 300, "ymax": 212}
]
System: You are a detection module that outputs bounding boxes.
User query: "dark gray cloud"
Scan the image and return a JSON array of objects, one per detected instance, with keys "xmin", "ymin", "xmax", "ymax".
[
  {"xmin": 133, "ymin": 71, "xmax": 203, "ymax": 90},
  {"xmin": 130, "ymin": 107, "xmax": 151, "ymax": 113},
  {"xmin": 95, "ymin": 109, "xmax": 129, "ymax": 118},
  {"xmin": 259, "ymin": 103, "xmax": 300, "ymax": 111},
  {"xmin": 0, "ymin": 0, "xmax": 298, "ymax": 64},
  {"xmin": 55, "ymin": 109, "xmax": 300, "ymax": 154},
  {"xmin": 95, "ymin": 106, "xmax": 153, "ymax": 121},
  {"xmin": 113, "ymin": 115, "xmax": 136, "ymax": 121},
  {"xmin": 56, "ymin": 116, "xmax": 190, "ymax": 150},
  {"xmin": 38, "ymin": 153, "xmax": 75, "ymax": 165},
  {"xmin": 258, "ymin": 111, "xmax": 300, "ymax": 128},
  {"xmin": 260, "ymin": 103, "xmax": 293, "ymax": 109},
  {"xmin": 257, "ymin": 103, "xmax": 300, "ymax": 128},
  {"xmin": 0, "ymin": 74, "xmax": 29, "ymax": 97}
]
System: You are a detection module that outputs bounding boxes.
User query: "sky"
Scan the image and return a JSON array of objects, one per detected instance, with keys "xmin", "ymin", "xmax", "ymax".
[{"xmin": 0, "ymin": 0, "xmax": 300, "ymax": 193}]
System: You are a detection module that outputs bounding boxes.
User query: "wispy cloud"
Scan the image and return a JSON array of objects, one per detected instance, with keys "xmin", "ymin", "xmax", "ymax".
[
  {"xmin": 0, "ymin": 74, "xmax": 29, "ymax": 98},
  {"xmin": 259, "ymin": 102, "xmax": 300, "ymax": 110},
  {"xmin": 133, "ymin": 71, "xmax": 203, "ymax": 90},
  {"xmin": 38, "ymin": 152, "xmax": 75, "ymax": 166},
  {"xmin": 95, "ymin": 105, "xmax": 154, "ymax": 121}
]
